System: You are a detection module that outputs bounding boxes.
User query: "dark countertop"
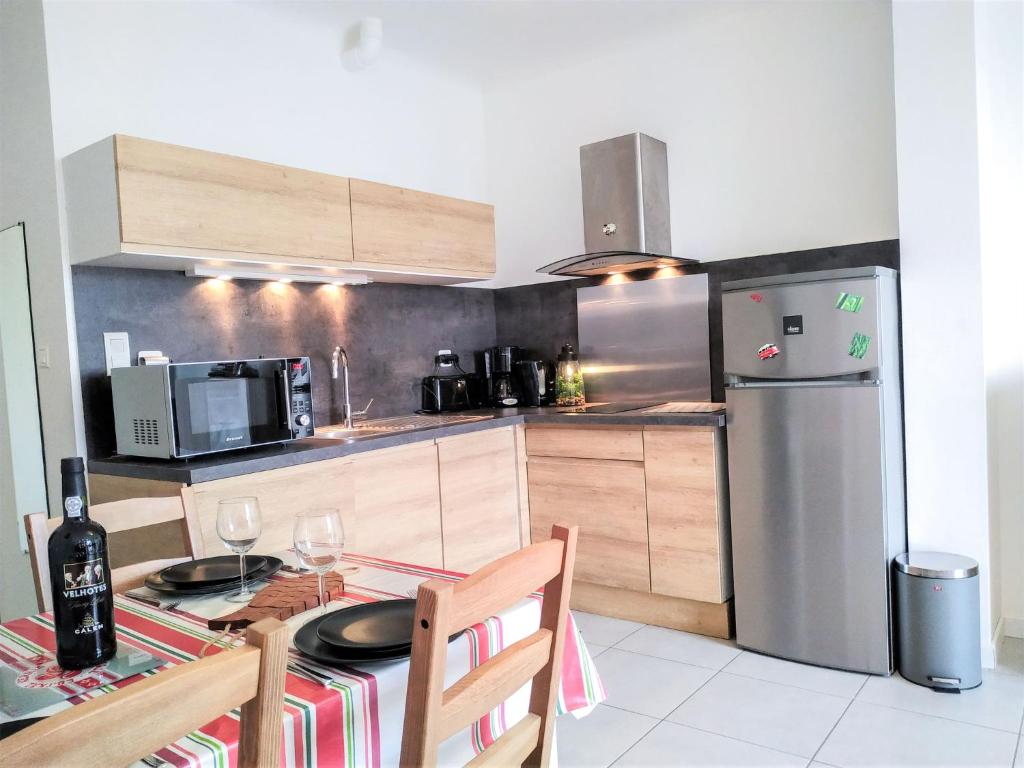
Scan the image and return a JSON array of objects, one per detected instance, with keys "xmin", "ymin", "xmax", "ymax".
[{"xmin": 89, "ymin": 406, "xmax": 725, "ymax": 485}]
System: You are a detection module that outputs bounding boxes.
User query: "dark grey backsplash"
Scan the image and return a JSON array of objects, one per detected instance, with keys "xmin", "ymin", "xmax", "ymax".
[
  {"xmin": 73, "ymin": 239, "xmax": 898, "ymax": 457},
  {"xmin": 72, "ymin": 267, "xmax": 497, "ymax": 458},
  {"xmin": 494, "ymin": 239, "xmax": 900, "ymax": 401}
]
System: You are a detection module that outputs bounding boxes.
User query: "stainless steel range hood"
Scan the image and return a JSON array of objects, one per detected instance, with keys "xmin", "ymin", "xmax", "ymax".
[{"xmin": 538, "ymin": 132, "xmax": 697, "ymax": 277}]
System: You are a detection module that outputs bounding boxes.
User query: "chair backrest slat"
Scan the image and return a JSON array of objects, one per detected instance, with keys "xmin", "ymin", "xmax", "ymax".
[
  {"xmin": 44, "ymin": 495, "xmax": 188, "ymax": 535},
  {"xmin": 448, "ymin": 538, "xmax": 564, "ymax": 631},
  {"xmin": 465, "ymin": 713, "xmax": 542, "ymax": 768},
  {"xmin": 440, "ymin": 628, "xmax": 552, "ymax": 741},
  {"xmin": 401, "ymin": 524, "xmax": 578, "ymax": 768},
  {"xmin": 0, "ymin": 618, "xmax": 288, "ymax": 768},
  {"xmin": 24, "ymin": 492, "xmax": 200, "ymax": 612}
]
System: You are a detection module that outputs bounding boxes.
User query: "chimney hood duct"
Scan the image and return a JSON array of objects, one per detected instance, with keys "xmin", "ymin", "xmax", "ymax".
[{"xmin": 537, "ymin": 132, "xmax": 697, "ymax": 277}]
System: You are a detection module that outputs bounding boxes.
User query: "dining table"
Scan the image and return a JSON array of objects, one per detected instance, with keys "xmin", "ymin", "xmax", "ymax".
[{"xmin": 0, "ymin": 551, "xmax": 606, "ymax": 767}]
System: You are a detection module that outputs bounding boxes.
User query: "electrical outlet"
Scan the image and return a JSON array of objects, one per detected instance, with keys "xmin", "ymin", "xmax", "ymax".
[{"xmin": 103, "ymin": 331, "xmax": 131, "ymax": 375}]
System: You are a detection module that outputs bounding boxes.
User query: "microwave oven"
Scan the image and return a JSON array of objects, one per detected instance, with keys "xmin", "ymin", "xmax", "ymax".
[{"xmin": 111, "ymin": 357, "xmax": 314, "ymax": 459}]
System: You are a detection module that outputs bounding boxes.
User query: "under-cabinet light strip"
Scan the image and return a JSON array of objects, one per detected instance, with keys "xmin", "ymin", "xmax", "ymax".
[{"xmin": 185, "ymin": 266, "xmax": 371, "ymax": 285}]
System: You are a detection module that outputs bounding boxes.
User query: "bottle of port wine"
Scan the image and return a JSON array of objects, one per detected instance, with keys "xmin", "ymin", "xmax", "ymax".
[{"xmin": 48, "ymin": 457, "xmax": 116, "ymax": 669}]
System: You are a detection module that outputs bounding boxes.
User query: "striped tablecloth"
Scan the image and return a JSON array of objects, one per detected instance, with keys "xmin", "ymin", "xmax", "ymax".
[{"xmin": 0, "ymin": 552, "xmax": 605, "ymax": 767}]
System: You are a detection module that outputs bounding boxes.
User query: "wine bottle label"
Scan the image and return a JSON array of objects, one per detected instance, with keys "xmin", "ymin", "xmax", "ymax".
[
  {"xmin": 75, "ymin": 614, "xmax": 105, "ymax": 636},
  {"xmin": 62, "ymin": 557, "xmax": 107, "ymax": 599},
  {"xmin": 64, "ymin": 496, "xmax": 84, "ymax": 519}
]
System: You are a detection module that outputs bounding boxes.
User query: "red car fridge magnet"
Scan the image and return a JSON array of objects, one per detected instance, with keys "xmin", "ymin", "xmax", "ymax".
[
  {"xmin": 757, "ymin": 343, "xmax": 780, "ymax": 360},
  {"xmin": 750, "ymin": 293, "xmax": 764, "ymax": 303}
]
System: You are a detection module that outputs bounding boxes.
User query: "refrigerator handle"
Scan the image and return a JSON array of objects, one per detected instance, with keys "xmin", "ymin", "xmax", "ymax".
[{"xmin": 727, "ymin": 379, "xmax": 880, "ymax": 389}]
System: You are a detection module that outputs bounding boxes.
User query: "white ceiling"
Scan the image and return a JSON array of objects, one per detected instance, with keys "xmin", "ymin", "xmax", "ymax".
[{"xmin": 267, "ymin": 0, "xmax": 711, "ymax": 86}]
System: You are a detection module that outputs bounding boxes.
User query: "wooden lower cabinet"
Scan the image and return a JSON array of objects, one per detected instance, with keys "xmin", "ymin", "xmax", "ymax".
[
  {"xmin": 644, "ymin": 429, "xmax": 732, "ymax": 603},
  {"xmin": 190, "ymin": 457, "xmax": 356, "ymax": 556},
  {"xmin": 528, "ymin": 455, "xmax": 650, "ymax": 592},
  {"xmin": 524, "ymin": 423, "xmax": 734, "ymax": 639},
  {"xmin": 348, "ymin": 442, "xmax": 444, "ymax": 568},
  {"xmin": 188, "ymin": 443, "xmax": 445, "ymax": 567},
  {"xmin": 437, "ymin": 427, "xmax": 522, "ymax": 573}
]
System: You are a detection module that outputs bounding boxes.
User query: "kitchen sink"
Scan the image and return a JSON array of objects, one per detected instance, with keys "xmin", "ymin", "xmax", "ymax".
[{"xmin": 314, "ymin": 413, "xmax": 492, "ymax": 440}]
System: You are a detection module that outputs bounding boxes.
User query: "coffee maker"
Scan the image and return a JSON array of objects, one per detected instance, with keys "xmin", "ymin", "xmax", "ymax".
[
  {"xmin": 516, "ymin": 360, "xmax": 555, "ymax": 407},
  {"xmin": 481, "ymin": 346, "xmax": 522, "ymax": 407}
]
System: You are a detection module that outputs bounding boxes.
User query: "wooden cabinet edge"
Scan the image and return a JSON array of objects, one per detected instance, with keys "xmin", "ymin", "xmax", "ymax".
[
  {"xmin": 513, "ymin": 424, "xmax": 530, "ymax": 548},
  {"xmin": 524, "ymin": 423, "xmax": 641, "ymax": 432},
  {"xmin": 113, "ymin": 243, "xmax": 495, "ymax": 280},
  {"xmin": 526, "ymin": 454, "xmax": 645, "ymax": 470},
  {"xmin": 63, "ymin": 136, "xmax": 121, "ymax": 265},
  {"xmin": 571, "ymin": 582, "xmax": 734, "ymax": 639},
  {"xmin": 713, "ymin": 428, "xmax": 734, "ymax": 601}
]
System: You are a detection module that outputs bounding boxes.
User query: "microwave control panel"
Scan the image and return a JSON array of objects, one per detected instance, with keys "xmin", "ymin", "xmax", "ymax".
[{"xmin": 287, "ymin": 357, "xmax": 315, "ymax": 437}]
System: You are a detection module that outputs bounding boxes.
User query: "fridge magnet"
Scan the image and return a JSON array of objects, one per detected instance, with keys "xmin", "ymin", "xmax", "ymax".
[
  {"xmin": 848, "ymin": 332, "xmax": 871, "ymax": 359},
  {"xmin": 750, "ymin": 293, "xmax": 764, "ymax": 303},
  {"xmin": 835, "ymin": 292, "xmax": 864, "ymax": 313},
  {"xmin": 757, "ymin": 343, "xmax": 780, "ymax": 360}
]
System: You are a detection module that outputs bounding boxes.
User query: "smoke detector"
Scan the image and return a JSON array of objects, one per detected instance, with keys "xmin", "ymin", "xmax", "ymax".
[{"xmin": 343, "ymin": 18, "xmax": 383, "ymax": 71}]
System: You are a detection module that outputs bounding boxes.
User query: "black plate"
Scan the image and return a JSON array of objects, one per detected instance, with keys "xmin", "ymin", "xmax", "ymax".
[
  {"xmin": 316, "ymin": 599, "xmax": 416, "ymax": 651},
  {"xmin": 144, "ymin": 557, "xmax": 283, "ymax": 595},
  {"xmin": 295, "ymin": 607, "xmax": 463, "ymax": 667},
  {"xmin": 161, "ymin": 555, "xmax": 267, "ymax": 585},
  {"xmin": 295, "ymin": 612, "xmax": 412, "ymax": 665},
  {"xmin": 0, "ymin": 717, "xmax": 45, "ymax": 741}
]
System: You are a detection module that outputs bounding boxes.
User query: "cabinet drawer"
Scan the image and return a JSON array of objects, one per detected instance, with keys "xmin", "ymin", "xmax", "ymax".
[
  {"xmin": 528, "ymin": 455, "xmax": 649, "ymax": 591},
  {"xmin": 525, "ymin": 426, "xmax": 643, "ymax": 461}
]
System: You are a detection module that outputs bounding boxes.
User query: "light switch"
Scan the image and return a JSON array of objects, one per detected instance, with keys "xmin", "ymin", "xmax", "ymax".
[
  {"xmin": 103, "ymin": 331, "xmax": 131, "ymax": 375},
  {"xmin": 36, "ymin": 346, "xmax": 50, "ymax": 369}
]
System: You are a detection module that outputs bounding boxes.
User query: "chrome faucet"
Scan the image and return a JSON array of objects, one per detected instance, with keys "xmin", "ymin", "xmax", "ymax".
[
  {"xmin": 331, "ymin": 345, "xmax": 373, "ymax": 429},
  {"xmin": 331, "ymin": 345, "xmax": 353, "ymax": 429}
]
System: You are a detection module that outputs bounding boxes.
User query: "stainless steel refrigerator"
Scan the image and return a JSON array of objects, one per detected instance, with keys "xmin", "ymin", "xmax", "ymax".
[{"xmin": 722, "ymin": 266, "xmax": 905, "ymax": 675}]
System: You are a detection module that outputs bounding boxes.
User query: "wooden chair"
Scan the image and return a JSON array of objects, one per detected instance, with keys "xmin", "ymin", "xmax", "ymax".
[
  {"xmin": 0, "ymin": 617, "xmax": 288, "ymax": 768},
  {"xmin": 401, "ymin": 523, "xmax": 578, "ymax": 768},
  {"xmin": 25, "ymin": 489, "xmax": 203, "ymax": 611}
]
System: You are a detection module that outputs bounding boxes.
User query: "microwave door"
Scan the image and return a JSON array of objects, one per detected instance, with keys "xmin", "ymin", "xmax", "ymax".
[
  {"xmin": 174, "ymin": 376, "xmax": 254, "ymax": 455},
  {"xmin": 170, "ymin": 360, "xmax": 294, "ymax": 457}
]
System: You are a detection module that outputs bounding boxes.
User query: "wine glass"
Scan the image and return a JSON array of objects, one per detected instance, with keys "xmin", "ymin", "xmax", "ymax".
[
  {"xmin": 293, "ymin": 508, "xmax": 345, "ymax": 614},
  {"xmin": 216, "ymin": 497, "xmax": 262, "ymax": 603}
]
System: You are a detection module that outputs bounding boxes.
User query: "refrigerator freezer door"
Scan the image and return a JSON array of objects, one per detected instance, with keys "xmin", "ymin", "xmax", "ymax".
[
  {"xmin": 725, "ymin": 383, "xmax": 893, "ymax": 674},
  {"xmin": 722, "ymin": 276, "xmax": 880, "ymax": 380}
]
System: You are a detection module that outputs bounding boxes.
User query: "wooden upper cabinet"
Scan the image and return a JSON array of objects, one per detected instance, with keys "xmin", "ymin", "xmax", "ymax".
[
  {"xmin": 644, "ymin": 429, "xmax": 732, "ymax": 603},
  {"xmin": 350, "ymin": 178, "xmax": 496, "ymax": 275},
  {"xmin": 63, "ymin": 135, "xmax": 496, "ymax": 282},
  {"xmin": 437, "ymin": 427, "xmax": 522, "ymax": 573},
  {"xmin": 114, "ymin": 135, "xmax": 354, "ymax": 261}
]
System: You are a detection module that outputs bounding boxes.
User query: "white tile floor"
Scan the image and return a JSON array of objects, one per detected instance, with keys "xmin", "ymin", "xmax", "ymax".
[{"xmin": 558, "ymin": 612, "xmax": 1024, "ymax": 767}]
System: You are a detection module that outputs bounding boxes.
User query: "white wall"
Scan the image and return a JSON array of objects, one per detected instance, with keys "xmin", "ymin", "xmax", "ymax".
[
  {"xmin": 0, "ymin": 224, "xmax": 48, "ymax": 619},
  {"xmin": 482, "ymin": 0, "xmax": 899, "ymax": 288},
  {"xmin": 891, "ymin": 0, "xmax": 994, "ymax": 659},
  {"xmin": 0, "ymin": 0, "xmax": 84, "ymax": 554},
  {"xmin": 42, "ymin": 0, "xmax": 487, "ymax": 202},
  {"xmin": 975, "ymin": 0, "xmax": 1024, "ymax": 640}
]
